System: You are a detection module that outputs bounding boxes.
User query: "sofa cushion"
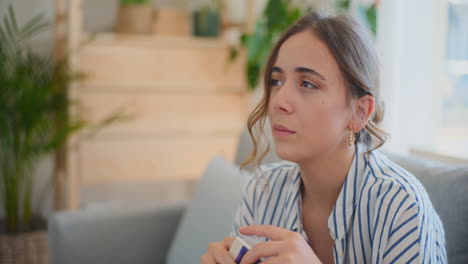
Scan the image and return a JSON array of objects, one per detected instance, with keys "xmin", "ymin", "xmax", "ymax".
[
  {"xmin": 385, "ymin": 152, "xmax": 468, "ymax": 264},
  {"xmin": 166, "ymin": 156, "xmax": 245, "ymax": 264},
  {"xmin": 48, "ymin": 202, "xmax": 185, "ymax": 264}
]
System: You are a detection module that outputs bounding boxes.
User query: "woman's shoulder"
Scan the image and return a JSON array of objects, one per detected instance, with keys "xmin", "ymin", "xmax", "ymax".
[
  {"xmin": 363, "ymin": 151, "xmax": 446, "ymax": 261},
  {"xmin": 363, "ymin": 150, "xmax": 433, "ymax": 211}
]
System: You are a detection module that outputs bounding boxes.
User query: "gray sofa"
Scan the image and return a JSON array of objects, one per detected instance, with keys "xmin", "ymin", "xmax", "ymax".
[{"xmin": 49, "ymin": 132, "xmax": 468, "ymax": 264}]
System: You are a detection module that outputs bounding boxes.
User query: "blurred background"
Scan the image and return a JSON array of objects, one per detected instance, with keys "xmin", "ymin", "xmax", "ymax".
[{"xmin": 0, "ymin": 0, "xmax": 467, "ymax": 258}]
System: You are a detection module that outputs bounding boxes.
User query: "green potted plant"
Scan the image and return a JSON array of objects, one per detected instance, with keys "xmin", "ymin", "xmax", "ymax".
[
  {"xmin": 230, "ymin": 0, "xmax": 303, "ymax": 90},
  {"xmin": 192, "ymin": 0, "xmax": 222, "ymax": 37},
  {"xmin": 116, "ymin": 0, "xmax": 153, "ymax": 34},
  {"xmin": 0, "ymin": 6, "xmax": 124, "ymax": 263}
]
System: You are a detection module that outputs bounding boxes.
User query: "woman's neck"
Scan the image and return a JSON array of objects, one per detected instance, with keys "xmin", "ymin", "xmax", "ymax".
[{"xmin": 298, "ymin": 142, "xmax": 356, "ymax": 213}]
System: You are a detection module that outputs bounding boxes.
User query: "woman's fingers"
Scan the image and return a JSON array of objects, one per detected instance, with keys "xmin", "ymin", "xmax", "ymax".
[
  {"xmin": 212, "ymin": 245, "xmax": 236, "ymax": 264},
  {"xmin": 200, "ymin": 237, "xmax": 236, "ymax": 264},
  {"xmin": 239, "ymin": 241, "xmax": 282, "ymax": 264},
  {"xmin": 214, "ymin": 237, "xmax": 236, "ymax": 264},
  {"xmin": 238, "ymin": 225, "xmax": 321, "ymax": 264},
  {"xmin": 200, "ymin": 253, "xmax": 217, "ymax": 264},
  {"xmin": 222, "ymin": 237, "xmax": 235, "ymax": 249},
  {"xmin": 256, "ymin": 256, "xmax": 294, "ymax": 264}
]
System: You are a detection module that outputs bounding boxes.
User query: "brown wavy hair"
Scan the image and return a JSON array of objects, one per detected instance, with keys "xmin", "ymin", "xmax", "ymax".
[{"xmin": 241, "ymin": 12, "xmax": 389, "ymax": 170}]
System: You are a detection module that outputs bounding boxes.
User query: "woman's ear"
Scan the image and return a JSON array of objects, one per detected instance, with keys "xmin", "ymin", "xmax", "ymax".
[{"xmin": 349, "ymin": 95, "xmax": 375, "ymax": 132}]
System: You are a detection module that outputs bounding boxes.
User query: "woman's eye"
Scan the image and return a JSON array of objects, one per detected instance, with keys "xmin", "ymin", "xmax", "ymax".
[
  {"xmin": 301, "ymin": 80, "xmax": 318, "ymax": 89},
  {"xmin": 270, "ymin": 79, "xmax": 283, "ymax": 86}
]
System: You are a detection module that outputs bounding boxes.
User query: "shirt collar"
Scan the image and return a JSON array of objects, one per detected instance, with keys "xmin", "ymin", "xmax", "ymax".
[{"xmin": 327, "ymin": 144, "xmax": 367, "ymax": 240}]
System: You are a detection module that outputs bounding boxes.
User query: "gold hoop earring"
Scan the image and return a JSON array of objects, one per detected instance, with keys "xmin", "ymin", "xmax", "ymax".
[{"xmin": 348, "ymin": 129, "xmax": 355, "ymax": 146}]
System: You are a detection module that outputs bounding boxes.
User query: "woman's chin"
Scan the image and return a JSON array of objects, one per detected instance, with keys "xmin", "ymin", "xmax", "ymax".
[{"xmin": 275, "ymin": 146, "xmax": 299, "ymax": 162}]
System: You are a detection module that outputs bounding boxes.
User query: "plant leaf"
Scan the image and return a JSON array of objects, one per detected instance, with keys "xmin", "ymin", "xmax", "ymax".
[
  {"xmin": 229, "ymin": 0, "xmax": 304, "ymax": 90},
  {"xmin": 228, "ymin": 46, "xmax": 238, "ymax": 61},
  {"xmin": 7, "ymin": 5, "xmax": 19, "ymax": 33}
]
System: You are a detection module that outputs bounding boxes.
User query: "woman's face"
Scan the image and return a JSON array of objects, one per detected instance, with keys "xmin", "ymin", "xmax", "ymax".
[{"xmin": 267, "ymin": 31, "xmax": 353, "ymax": 162}]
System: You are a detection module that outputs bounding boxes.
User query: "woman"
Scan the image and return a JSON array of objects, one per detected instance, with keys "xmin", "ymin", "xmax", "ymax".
[{"xmin": 201, "ymin": 12, "xmax": 446, "ymax": 264}]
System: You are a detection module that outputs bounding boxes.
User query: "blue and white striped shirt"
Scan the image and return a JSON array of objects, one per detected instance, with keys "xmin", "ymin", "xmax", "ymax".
[{"xmin": 231, "ymin": 145, "xmax": 447, "ymax": 263}]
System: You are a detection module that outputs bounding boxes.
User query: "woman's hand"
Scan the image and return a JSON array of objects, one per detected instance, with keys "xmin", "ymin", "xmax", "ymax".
[
  {"xmin": 239, "ymin": 225, "xmax": 322, "ymax": 264},
  {"xmin": 200, "ymin": 236, "xmax": 236, "ymax": 264}
]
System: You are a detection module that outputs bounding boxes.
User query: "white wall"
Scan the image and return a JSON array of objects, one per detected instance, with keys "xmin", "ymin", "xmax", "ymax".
[
  {"xmin": 377, "ymin": 0, "xmax": 444, "ymax": 155},
  {"xmin": 0, "ymin": 0, "xmax": 55, "ymax": 55}
]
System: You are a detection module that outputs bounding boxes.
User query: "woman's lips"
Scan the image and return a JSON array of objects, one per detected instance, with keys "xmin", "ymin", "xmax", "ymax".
[{"xmin": 272, "ymin": 124, "xmax": 296, "ymax": 137}]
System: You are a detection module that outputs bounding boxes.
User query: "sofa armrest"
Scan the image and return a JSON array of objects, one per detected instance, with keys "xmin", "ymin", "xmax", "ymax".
[{"xmin": 48, "ymin": 201, "xmax": 187, "ymax": 264}]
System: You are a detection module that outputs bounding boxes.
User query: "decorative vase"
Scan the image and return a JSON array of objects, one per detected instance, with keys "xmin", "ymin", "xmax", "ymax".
[
  {"xmin": 116, "ymin": 5, "xmax": 153, "ymax": 34},
  {"xmin": 192, "ymin": 9, "xmax": 220, "ymax": 37}
]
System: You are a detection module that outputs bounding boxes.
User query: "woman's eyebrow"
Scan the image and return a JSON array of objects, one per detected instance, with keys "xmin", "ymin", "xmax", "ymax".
[
  {"xmin": 271, "ymin": 66, "xmax": 283, "ymax": 73},
  {"xmin": 271, "ymin": 66, "xmax": 326, "ymax": 81},
  {"xmin": 295, "ymin": 67, "xmax": 326, "ymax": 81}
]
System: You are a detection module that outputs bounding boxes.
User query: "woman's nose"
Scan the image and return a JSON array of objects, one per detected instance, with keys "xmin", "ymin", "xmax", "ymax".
[{"xmin": 272, "ymin": 83, "xmax": 294, "ymax": 114}]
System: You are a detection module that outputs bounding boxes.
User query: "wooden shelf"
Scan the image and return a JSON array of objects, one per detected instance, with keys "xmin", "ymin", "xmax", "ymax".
[
  {"xmin": 64, "ymin": 0, "xmax": 252, "ymax": 210},
  {"xmin": 79, "ymin": 92, "xmax": 249, "ymax": 138},
  {"xmin": 78, "ymin": 33, "xmax": 247, "ymax": 93},
  {"xmin": 80, "ymin": 136, "xmax": 240, "ymax": 184}
]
